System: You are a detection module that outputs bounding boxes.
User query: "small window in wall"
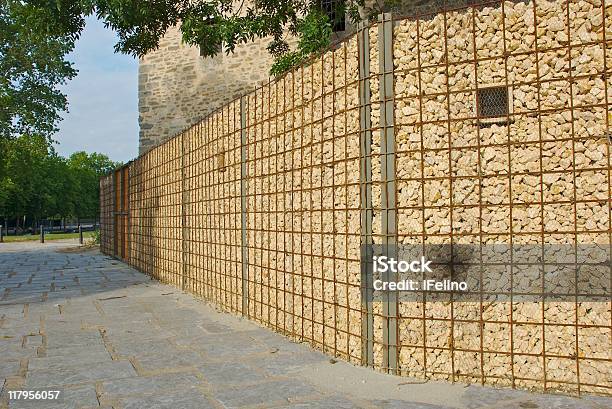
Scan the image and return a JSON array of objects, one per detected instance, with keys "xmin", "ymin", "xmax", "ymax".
[
  {"xmin": 476, "ymin": 85, "xmax": 512, "ymax": 126},
  {"xmin": 199, "ymin": 19, "xmax": 223, "ymax": 57},
  {"xmin": 322, "ymin": 0, "xmax": 346, "ymax": 32},
  {"xmin": 199, "ymin": 41, "xmax": 223, "ymax": 57}
]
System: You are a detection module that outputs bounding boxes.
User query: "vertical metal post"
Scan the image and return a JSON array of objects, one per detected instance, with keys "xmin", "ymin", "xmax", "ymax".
[
  {"xmin": 0, "ymin": 225, "xmax": 3, "ymax": 243},
  {"xmin": 240, "ymin": 96, "xmax": 249, "ymax": 316},
  {"xmin": 123, "ymin": 167, "xmax": 130, "ymax": 262},
  {"xmin": 113, "ymin": 170, "xmax": 120, "ymax": 258},
  {"xmin": 358, "ymin": 21, "xmax": 374, "ymax": 367},
  {"xmin": 378, "ymin": 12, "xmax": 398, "ymax": 375},
  {"xmin": 40, "ymin": 225, "xmax": 44, "ymax": 243},
  {"xmin": 110, "ymin": 173, "xmax": 115, "ymax": 257},
  {"xmin": 79, "ymin": 225, "xmax": 83, "ymax": 244},
  {"xmin": 181, "ymin": 133, "xmax": 188, "ymax": 291}
]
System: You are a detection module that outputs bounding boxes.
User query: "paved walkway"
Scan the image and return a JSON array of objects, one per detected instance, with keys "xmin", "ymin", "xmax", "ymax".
[{"xmin": 0, "ymin": 241, "xmax": 610, "ymax": 409}]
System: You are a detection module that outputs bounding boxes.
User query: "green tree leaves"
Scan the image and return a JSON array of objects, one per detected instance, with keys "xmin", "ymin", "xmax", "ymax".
[
  {"xmin": 0, "ymin": 135, "xmax": 60, "ymax": 222},
  {"xmin": 67, "ymin": 151, "xmax": 118, "ymax": 218},
  {"xmin": 7, "ymin": 1, "xmax": 371, "ymax": 81},
  {"xmin": 1, "ymin": 0, "xmax": 382, "ymax": 143},
  {"xmin": 269, "ymin": 8, "xmax": 332, "ymax": 76},
  {"xmin": 0, "ymin": 1, "xmax": 79, "ymax": 140},
  {"xmin": 0, "ymin": 137, "xmax": 120, "ymax": 224}
]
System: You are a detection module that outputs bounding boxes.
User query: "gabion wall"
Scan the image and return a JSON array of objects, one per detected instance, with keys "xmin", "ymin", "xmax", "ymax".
[
  {"xmin": 99, "ymin": 173, "xmax": 114, "ymax": 255},
  {"xmin": 183, "ymin": 101, "xmax": 244, "ymax": 313},
  {"xmin": 242, "ymin": 39, "xmax": 363, "ymax": 361},
  {"xmin": 384, "ymin": 0, "xmax": 611, "ymax": 394},
  {"xmin": 101, "ymin": 0, "xmax": 611, "ymax": 396},
  {"xmin": 129, "ymin": 136, "xmax": 184, "ymax": 286}
]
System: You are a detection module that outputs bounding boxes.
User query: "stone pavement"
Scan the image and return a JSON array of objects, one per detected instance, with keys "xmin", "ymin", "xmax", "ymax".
[{"xmin": 0, "ymin": 241, "xmax": 610, "ymax": 409}]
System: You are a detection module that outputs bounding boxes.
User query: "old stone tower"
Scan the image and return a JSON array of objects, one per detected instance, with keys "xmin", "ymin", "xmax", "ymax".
[{"xmin": 137, "ymin": 28, "xmax": 275, "ymax": 154}]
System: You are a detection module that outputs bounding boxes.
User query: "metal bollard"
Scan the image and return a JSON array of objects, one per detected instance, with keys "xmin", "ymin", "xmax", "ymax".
[
  {"xmin": 0, "ymin": 225, "xmax": 3, "ymax": 243},
  {"xmin": 79, "ymin": 225, "xmax": 83, "ymax": 245},
  {"xmin": 40, "ymin": 225, "xmax": 44, "ymax": 243}
]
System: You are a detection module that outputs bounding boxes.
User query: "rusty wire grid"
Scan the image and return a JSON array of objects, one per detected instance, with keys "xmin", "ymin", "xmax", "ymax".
[
  {"xmin": 241, "ymin": 37, "xmax": 363, "ymax": 362},
  {"xmin": 183, "ymin": 101, "xmax": 244, "ymax": 313},
  {"xmin": 128, "ymin": 155, "xmax": 149, "ymax": 276},
  {"xmin": 391, "ymin": 0, "xmax": 611, "ymax": 395},
  {"xmin": 99, "ymin": 0, "xmax": 611, "ymax": 397},
  {"xmin": 127, "ymin": 136, "xmax": 183, "ymax": 286},
  {"xmin": 109, "ymin": 167, "xmax": 129, "ymax": 261},
  {"xmin": 99, "ymin": 174, "xmax": 114, "ymax": 255}
]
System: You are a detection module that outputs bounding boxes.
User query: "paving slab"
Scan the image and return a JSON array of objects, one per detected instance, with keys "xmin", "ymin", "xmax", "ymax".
[
  {"xmin": 212, "ymin": 379, "xmax": 320, "ymax": 408},
  {"xmin": 119, "ymin": 389, "xmax": 216, "ymax": 409},
  {"xmin": 0, "ymin": 362, "xmax": 20, "ymax": 379},
  {"xmin": 245, "ymin": 351, "xmax": 329, "ymax": 376},
  {"xmin": 0, "ymin": 241, "xmax": 610, "ymax": 409},
  {"xmin": 197, "ymin": 361, "xmax": 264, "ymax": 387},
  {"xmin": 27, "ymin": 351, "xmax": 113, "ymax": 371},
  {"xmin": 99, "ymin": 372, "xmax": 205, "ymax": 399},
  {"xmin": 24, "ymin": 361, "xmax": 136, "ymax": 388},
  {"xmin": 276, "ymin": 395, "xmax": 364, "ymax": 409},
  {"xmin": 131, "ymin": 350, "xmax": 207, "ymax": 373}
]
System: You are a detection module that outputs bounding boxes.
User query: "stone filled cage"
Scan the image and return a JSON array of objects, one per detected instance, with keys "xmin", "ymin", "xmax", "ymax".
[{"xmin": 100, "ymin": 0, "xmax": 612, "ymax": 397}]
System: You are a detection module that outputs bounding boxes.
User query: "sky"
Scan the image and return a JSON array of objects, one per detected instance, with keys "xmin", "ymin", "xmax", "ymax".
[{"xmin": 53, "ymin": 16, "xmax": 139, "ymax": 164}]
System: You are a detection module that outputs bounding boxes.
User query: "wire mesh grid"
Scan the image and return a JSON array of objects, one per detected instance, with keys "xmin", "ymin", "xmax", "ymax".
[
  {"xmin": 128, "ymin": 136, "xmax": 183, "ymax": 286},
  {"xmin": 242, "ymin": 37, "xmax": 363, "ymax": 362},
  {"xmin": 390, "ymin": 0, "xmax": 611, "ymax": 395},
  {"xmin": 184, "ymin": 101, "xmax": 244, "ymax": 314},
  {"xmin": 99, "ymin": 174, "xmax": 114, "ymax": 255},
  {"xmin": 99, "ymin": 0, "xmax": 611, "ymax": 397}
]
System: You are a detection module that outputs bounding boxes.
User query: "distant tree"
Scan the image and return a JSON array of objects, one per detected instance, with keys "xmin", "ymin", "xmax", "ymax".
[
  {"xmin": 0, "ymin": 134, "xmax": 53, "ymax": 228},
  {"xmin": 0, "ymin": 137, "xmax": 119, "ymax": 230},
  {"xmin": 0, "ymin": 1, "xmax": 78, "ymax": 141},
  {"xmin": 42, "ymin": 153, "xmax": 76, "ymax": 221},
  {"xmin": 67, "ymin": 151, "xmax": 120, "ymax": 219},
  {"xmin": 0, "ymin": 138, "xmax": 11, "ymax": 221}
]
